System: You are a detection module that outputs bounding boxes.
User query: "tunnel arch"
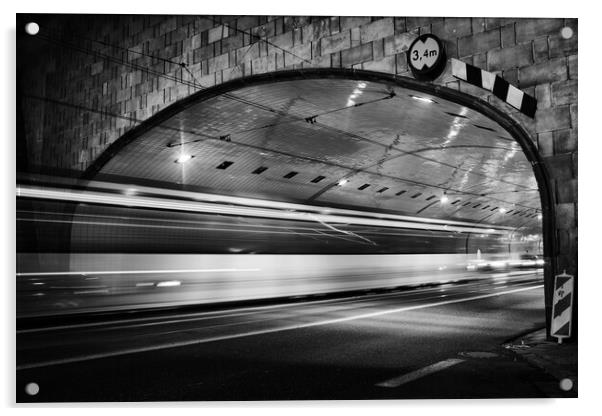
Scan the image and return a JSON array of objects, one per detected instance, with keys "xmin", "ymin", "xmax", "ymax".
[{"xmin": 80, "ymin": 67, "xmax": 557, "ymax": 329}]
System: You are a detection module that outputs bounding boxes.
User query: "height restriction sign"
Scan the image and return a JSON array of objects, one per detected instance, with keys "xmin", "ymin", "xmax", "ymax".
[
  {"xmin": 551, "ymin": 271, "xmax": 574, "ymax": 343},
  {"xmin": 406, "ymin": 34, "xmax": 447, "ymax": 81}
]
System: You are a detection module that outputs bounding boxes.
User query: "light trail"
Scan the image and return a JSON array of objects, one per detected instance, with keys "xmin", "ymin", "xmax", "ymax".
[
  {"xmin": 17, "ymin": 184, "xmax": 513, "ymax": 235},
  {"xmin": 17, "ymin": 268, "xmax": 261, "ymax": 277}
]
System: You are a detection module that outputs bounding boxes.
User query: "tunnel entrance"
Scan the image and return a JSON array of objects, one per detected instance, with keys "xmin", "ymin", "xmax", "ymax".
[
  {"xmin": 18, "ymin": 68, "xmax": 553, "ymax": 327},
  {"xmin": 77, "ymin": 68, "xmax": 553, "ymax": 325},
  {"xmin": 84, "ymin": 68, "xmax": 551, "ymax": 257}
]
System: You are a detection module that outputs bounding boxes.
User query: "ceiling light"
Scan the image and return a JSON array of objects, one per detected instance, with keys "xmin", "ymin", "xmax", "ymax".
[
  {"xmin": 337, "ymin": 179, "xmax": 348, "ymax": 186},
  {"xmin": 410, "ymin": 95, "xmax": 434, "ymax": 104},
  {"xmin": 440, "ymin": 192, "xmax": 449, "ymax": 203},
  {"xmin": 175, "ymin": 154, "xmax": 193, "ymax": 164},
  {"xmin": 499, "ymin": 207, "xmax": 507, "ymax": 214},
  {"xmin": 537, "ymin": 214, "xmax": 543, "ymax": 220}
]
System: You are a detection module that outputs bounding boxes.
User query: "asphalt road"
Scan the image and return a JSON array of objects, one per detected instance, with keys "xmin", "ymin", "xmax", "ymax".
[{"xmin": 17, "ymin": 271, "xmax": 565, "ymax": 402}]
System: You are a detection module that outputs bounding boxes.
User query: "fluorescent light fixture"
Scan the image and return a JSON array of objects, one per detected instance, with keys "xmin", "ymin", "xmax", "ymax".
[
  {"xmin": 175, "ymin": 154, "xmax": 193, "ymax": 164},
  {"xmin": 410, "ymin": 95, "xmax": 435, "ymax": 104}
]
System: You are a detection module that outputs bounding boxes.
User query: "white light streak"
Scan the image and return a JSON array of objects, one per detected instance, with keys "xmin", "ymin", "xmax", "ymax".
[
  {"xmin": 410, "ymin": 95, "xmax": 434, "ymax": 103},
  {"xmin": 17, "ymin": 185, "xmax": 515, "ymax": 236},
  {"xmin": 309, "ymin": 214, "xmax": 377, "ymax": 246},
  {"xmin": 442, "ymin": 107, "xmax": 469, "ymax": 146},
  {"xmin": 17, "ymin": 268, "xmax": 261, "ymax": 277},
  {"xmin": 156, "ymin": 281, "xmax": 181, "ymax": 287}
]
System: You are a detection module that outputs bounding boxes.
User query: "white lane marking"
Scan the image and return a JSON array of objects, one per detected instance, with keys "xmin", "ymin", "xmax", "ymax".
[
  {"xmin": 17, "ymin": 268, "xmax": 261, "ymax": 277},
  {"xmin": 16, "ymin": 284, "xmax": 542, "ymax": 370},
  {"xmin": 376, "ymin": 358, "xmax": 466, "ymax": 388},
  {"xmin": 17, "ymin": 279, "xmax": 540, "ymax": 334}
]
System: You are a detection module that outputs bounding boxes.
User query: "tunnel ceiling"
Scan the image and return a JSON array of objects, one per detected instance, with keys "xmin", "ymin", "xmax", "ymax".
[{"xmin": 93, "ymin": 75, "xmax": 542, "ymax": 230}]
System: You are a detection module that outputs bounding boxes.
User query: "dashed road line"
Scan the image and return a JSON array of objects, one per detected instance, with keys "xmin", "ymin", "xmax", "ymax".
[{"xmin": 376, "ymin": 358, "xmax": 466, "ymax": 388}]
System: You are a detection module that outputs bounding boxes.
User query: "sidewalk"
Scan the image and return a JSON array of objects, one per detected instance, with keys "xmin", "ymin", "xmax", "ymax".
[{"xmin": 503, "ymin": 328, "xmax": 578, "ymax": 396}]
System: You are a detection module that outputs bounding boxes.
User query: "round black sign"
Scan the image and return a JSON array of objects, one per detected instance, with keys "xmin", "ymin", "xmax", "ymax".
[{"xmin": 407, "ymin": 34, "xmax": 447, "ymax": 81}]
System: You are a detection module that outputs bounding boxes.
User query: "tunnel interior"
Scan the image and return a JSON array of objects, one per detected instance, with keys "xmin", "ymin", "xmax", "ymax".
[
  {"xmin": 17, "ymin": 69, "xmax": 547, "ymax": 317},
  {"xmin": 81, "ymin": 71, "xmax": 544, "ymax": 255}
]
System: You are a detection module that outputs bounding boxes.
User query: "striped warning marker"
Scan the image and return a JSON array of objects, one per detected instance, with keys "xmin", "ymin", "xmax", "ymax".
[
  {"xmin": 451, "ymin": 58, "xmax": 537, "ymax": 118},
  {"xmin": 551, "ymin": 271, "xmax": 574, "ymax": 342}
]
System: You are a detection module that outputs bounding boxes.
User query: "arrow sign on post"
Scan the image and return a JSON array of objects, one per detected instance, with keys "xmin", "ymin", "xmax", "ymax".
[{"xmin": 550, "ymin": 271, "xmax": 574, "ymax": 343}]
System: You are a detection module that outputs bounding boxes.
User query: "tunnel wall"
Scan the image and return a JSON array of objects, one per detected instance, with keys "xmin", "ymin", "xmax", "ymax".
[{"xmin": 18, "ymin": 14, "xmax": 577, "ymax": 308}]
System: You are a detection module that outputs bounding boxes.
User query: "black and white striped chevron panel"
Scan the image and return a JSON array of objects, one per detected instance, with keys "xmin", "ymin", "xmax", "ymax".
[
  {"xmin": 451, "ymin": 58, "xmax": 537, "ymax": 118},
  {"xmin": 551, "ymin": 272, "xmax": 574, "ymax": 339}
]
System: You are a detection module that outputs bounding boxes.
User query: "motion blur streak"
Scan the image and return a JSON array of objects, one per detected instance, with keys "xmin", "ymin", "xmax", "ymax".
[
  {"xmin": 17, "ymin": 184, "xmax": 512, "ymax": 234},
  {"xmin": 19, "ymin": 253, "xmax": 539, "ymax": 317},
  {"xmin": 17, "ymin": 268, "xmax": 261, "ymax": 277},
  {"xmin": 17, "ymin": 182, "xmax": 541, "ymax": 318},
  {"xmin": 18, "ymin": 178, "xmax": 517, "ymax": 229}
]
